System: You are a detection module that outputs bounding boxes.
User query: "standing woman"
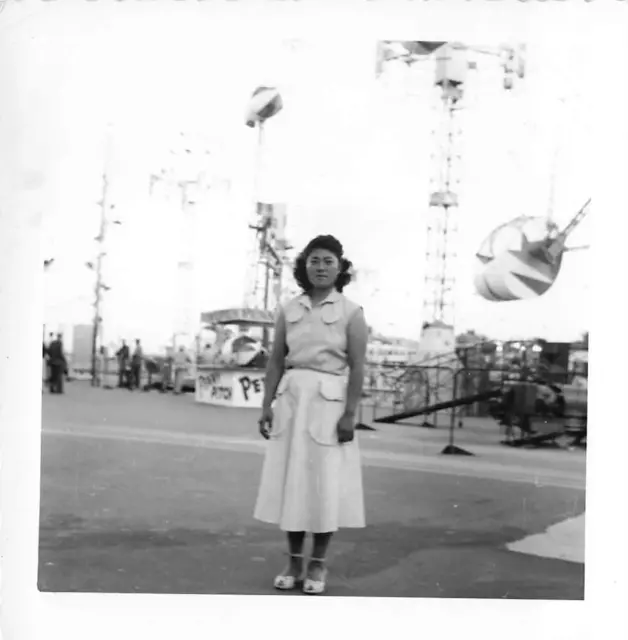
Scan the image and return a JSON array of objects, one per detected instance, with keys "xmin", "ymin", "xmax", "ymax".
[{"xmin": 254, "ymin": 235, "xmax": 369, "ymax": 595}]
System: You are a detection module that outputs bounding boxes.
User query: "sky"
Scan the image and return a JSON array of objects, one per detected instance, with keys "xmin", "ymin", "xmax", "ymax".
[{"xmin": 1, "ymin": 1, "xmax": 596, "ymax": 352}]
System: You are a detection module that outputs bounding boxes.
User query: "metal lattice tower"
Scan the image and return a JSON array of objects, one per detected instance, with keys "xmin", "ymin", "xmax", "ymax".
[
  {"xmin": 376, "ymin": 41, "xmax": 526, "ymax": 332},
  {"xmin": 424, "ymin": 72, "xmax": 462, "ymax": 327}
]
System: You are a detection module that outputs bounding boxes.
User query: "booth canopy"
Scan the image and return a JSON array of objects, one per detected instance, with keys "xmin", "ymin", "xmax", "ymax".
[{"xmin": 200, "ymin": 308, "xmax": 276, "ymax": 327}]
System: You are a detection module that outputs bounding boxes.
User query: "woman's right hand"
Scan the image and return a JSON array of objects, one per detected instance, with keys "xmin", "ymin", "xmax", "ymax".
[{"xmin": 258, "ymin": 406, "xmax": 274, "ymax": 440}]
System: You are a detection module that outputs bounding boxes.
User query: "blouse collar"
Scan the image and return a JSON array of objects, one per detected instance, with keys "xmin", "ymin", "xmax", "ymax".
[{"xmin": 298, "ymin": 288, "xmax": 341, "ymax": 310}]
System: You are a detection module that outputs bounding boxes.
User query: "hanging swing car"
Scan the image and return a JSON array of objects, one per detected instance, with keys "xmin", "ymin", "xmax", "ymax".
[{"xmin": 474, "ymin": 198, "xmax": 591, "ymax": 302}]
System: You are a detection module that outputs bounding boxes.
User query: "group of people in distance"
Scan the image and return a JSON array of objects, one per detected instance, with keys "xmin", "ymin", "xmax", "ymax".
[
  {"xmin": 114, "ymin": 339, "xmax": 192, "ymax": 394},
  {"xmin": 114, "ymin": 339, "xmax": 144, "ymax": 390},
  {"xmin": 41, "ymin": 333, "xmax": 192, "ymax": 393}
]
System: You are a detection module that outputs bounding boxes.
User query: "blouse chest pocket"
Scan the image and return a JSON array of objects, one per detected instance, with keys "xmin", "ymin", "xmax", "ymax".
[
  {"xmin": 285, "ymin": 306, "xmax": 306, "ymax": 324},
  {"xmin": 321, "ymin": 304, "xmax": 341, "ymax": 325},
  {"xmin": 308, "ymin": 377, "xmax": 347, "ymax": 446},
  {"xmin": 284, "ymin": 305, "xmax": 311, "ymax": 352}
]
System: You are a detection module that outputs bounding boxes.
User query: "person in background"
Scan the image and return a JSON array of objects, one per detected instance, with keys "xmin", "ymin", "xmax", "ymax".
[
  {"xmin": 42, "ymin": 340, "xmax": 48, "ymax": 392},
  {"xmin": 45, "ymin": 332, "xmax": 55, "ymax": 387},
  {"xmin": 47, "ymin": 333, "xmax": 67, "ymax": 394},
  {"xmin": 173, "ymin": 346, "xmax": 191, "ymax": 395},
  {"xmin": 116, "ymin": 340, "xmax": 130, "ymax": 388},
  {"xmin": 130, "ymin": 339, "xmax": 143, "ymax": 390}
]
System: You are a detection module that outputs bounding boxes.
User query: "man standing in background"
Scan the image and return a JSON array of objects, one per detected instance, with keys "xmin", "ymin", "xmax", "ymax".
[
  {"xmin": 47, "ymin": 333, "xmax": 67, "ymax": 394},
  {"xmin": 130, "ymin": 339, "xmax": 143, "ymax": 390},
  {"xmin": 44, "ymin": 331, "xmax": 55, "ymax": 387},
  {"xmin": 116, "ymin": 340, "xmax": 130, "ymax": 388},
  {"xmin": 42, "ymin": 339, "xmax": 48, "ymax": 392}
]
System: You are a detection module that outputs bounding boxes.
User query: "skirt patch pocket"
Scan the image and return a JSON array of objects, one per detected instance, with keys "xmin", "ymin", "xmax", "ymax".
[
  {"xmin": 308, "ymin": 377, "xmax": 347, "ymax": 446},
  {"xmin": 269, "ymin": 375, "xmax": 291, "ymax": 439}
]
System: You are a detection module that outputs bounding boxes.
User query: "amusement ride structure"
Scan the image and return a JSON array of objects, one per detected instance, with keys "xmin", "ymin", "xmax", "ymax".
[
  {"xmin": 376, "ymin": 41, "xmax": 527, "ymax": 337},
  {"xmin": 373, "ymin": 41, "xmax": 589, "ymax": 448},
  {"xmin": 157, "ymin": 41, "xmax": 589, "ymax": 446}
]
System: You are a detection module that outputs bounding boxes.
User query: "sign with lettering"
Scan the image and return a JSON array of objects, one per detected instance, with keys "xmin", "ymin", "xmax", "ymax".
[
  {"xmin": 233, "ymin": 373, "xmax": 266, "ymax": 407},
  {"xmin": 196, "ymin": 370, "xmax": 233, "ymax": 407},
  {"xmin": 195, "ymin": 368, "xmax": 266, "ymax": 408}
]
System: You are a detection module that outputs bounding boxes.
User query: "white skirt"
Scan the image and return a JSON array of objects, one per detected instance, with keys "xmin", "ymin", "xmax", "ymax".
[{"xmin": 253, "ymin": 368, "xmax": 365, "ymax": 533}]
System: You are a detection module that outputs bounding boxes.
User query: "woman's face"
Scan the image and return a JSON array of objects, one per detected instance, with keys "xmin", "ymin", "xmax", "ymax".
[{"xmin": 306, "ymin": 248, "xmax": 340, "ymax": 290}]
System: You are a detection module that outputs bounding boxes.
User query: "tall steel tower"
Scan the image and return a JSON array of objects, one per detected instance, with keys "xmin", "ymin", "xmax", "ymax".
[
  {"xmin": 424, "ymin": 47, "xmax": 464, "ymax": 328},
  {"xmin": 376, "ymin": 41, "xmax": 526, "ymax": 333}
]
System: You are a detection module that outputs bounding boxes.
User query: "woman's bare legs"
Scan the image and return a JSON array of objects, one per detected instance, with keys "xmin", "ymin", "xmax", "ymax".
[
  {"xmin": 308, "ymin": 532, "xmax": 333, "ymax": 580},
  {"xmin": 285, "ymin": 531, "xmax": 306, "ymax": 576}
]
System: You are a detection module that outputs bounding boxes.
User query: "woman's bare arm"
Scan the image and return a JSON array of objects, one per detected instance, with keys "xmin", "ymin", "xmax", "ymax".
[
  {"xmin": 262, "ymin": 311, "xmax": 288, "ymax": 411},
  {"xmin": 344, "ymin": 307, "xmax": 369, "ymax": 418}
]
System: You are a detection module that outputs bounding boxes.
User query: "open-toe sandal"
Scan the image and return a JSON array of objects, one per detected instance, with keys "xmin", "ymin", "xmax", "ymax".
[
  {"xmin": 273, "ymin": 553, "xmax": 305, "ymax": 591},
  {"xmin": 303, "ymin": 557, "xmax": 328, "ymax": 595}
]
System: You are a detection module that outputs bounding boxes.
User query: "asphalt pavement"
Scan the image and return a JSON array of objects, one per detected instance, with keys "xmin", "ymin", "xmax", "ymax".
[{"xmin": 38, "ymin": 382, "xmax": 586, "ymax": 598}]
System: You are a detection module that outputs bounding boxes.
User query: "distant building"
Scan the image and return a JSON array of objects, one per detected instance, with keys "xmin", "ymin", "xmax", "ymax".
[
  {"xmin": 416, "ymin": 320, "xmax": 456, "ymax": 363},
  {"xmin": 367, "ymin": 336, "xmax": 417, "ymax": 365}
]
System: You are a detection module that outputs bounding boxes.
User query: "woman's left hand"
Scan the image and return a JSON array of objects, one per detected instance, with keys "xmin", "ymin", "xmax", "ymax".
[{"xmin": 336, "ymin": 413, "xmax": 355, "ymax": 444}]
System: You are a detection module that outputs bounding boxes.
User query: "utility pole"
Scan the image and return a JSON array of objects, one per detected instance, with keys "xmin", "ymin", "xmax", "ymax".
[
  {"xmin": 90, "ymin": 125, "xmax": 114, "ymax": 386},
  {"xmin": 91, "ymin": 172, "xmax": 109, "ymax": 386}
]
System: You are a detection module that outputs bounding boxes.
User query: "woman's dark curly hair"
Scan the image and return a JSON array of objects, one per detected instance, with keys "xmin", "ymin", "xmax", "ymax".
[{"xmin": 293, "ymin": 234, "xmax": 353, "ymax": 293}]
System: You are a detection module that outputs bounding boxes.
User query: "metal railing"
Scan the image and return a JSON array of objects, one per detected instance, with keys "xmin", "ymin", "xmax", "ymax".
[
  {"xmin": 362, "ymin": 361, "xmax": 587, "ymax": 452},
  {"xmin": 358, "ymin": 361, "xmax": 496, "ymax": 426}
]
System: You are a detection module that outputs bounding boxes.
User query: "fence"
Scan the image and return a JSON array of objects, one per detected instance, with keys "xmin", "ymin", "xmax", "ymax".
[
  {"xmin": 361, "ymin": 361, "xmax": 587, "ymax": 453},
  {"xmin": 358, "ymin": 361, "xmax": 504, "ymax": 427}
]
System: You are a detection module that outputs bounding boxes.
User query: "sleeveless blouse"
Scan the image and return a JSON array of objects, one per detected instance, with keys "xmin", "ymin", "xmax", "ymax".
[{"xmin": 281, "ymin": 290, "xmax": 362, "ymax": 376}]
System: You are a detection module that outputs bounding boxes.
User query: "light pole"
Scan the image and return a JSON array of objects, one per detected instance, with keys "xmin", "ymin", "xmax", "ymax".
[
  {"xmin": 89, "ymin": 124, "xmax": 120, "ymax": 386},
  {"xmin": 90, "ymin": 173, "xmax": 112, "ymax": 386},
  {"xmin": 243, "ymin": 87, "xmax": 284, "ymax": 313}
]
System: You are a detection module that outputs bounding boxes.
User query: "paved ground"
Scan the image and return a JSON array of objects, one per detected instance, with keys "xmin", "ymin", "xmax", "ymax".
[{"xmin": 38, "ymin": 382, "xmax": 586, "ymax": 598}]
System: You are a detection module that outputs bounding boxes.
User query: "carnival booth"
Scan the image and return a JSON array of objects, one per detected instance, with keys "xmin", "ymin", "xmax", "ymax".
[{"xmin": 195, "ymin": 308, "xmax": 275, "ymax": 409}]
